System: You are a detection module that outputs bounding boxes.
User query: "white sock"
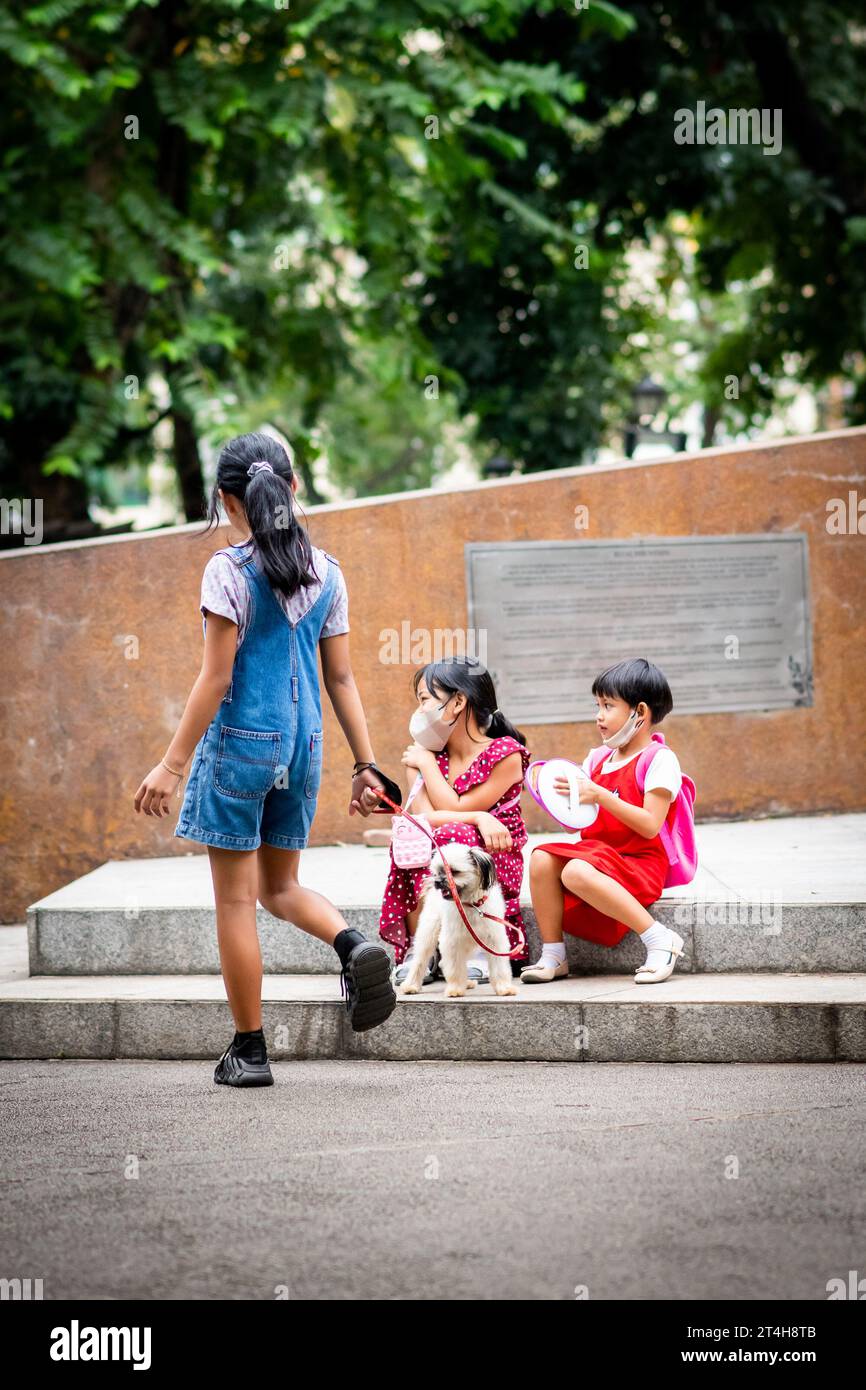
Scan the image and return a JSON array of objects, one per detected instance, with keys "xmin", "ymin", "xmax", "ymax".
[
  {"xmin": 639, "ymin": 921, "xmax": 679, "ymax": 972},
  {"xmin": 639, "ymin": 921, "xmax": 671, "ymax": 952},
  {"xmin": 539, "ymin": 941, "xmax": 566, "ymax": 969}
]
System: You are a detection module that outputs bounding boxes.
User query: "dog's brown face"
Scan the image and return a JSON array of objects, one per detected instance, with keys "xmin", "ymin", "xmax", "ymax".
[{"xmin": 428, "ymin": 841, "xmax": 497, "ymax": 901}]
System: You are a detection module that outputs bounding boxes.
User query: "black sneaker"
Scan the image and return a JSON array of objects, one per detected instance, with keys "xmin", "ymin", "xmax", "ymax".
[
  {"xmin": 340, "ymin": 941, "xmax": 397, "ymax": 1032},
  {"xmin": 213, "ymin": 1036, "xmax": 274, "ymax": 1087}
]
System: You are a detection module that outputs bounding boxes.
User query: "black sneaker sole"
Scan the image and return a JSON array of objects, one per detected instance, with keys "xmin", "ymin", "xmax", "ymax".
[
  {"xmin": 214, "ymin": 1049, "xmax": 274, "ymax": 1087},
  {"xmin": 343, "ymin": 942, "xmax": 397, "ymax": 1032}
]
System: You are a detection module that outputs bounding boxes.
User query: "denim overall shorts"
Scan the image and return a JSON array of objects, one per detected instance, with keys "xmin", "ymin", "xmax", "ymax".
[{"xmin": 175, "ymin": 543, "xmax": 339, "ymax": 852}]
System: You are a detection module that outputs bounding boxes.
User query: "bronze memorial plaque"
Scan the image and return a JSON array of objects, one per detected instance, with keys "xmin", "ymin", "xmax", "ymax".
[{"xmin": 465, "ymin": 535, "xmax": 813, "ymax": 721}]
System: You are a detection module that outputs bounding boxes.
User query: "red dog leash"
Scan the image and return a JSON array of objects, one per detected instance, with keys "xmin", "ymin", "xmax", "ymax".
[{"xmin": 372, "ymin": 789, "xmax": 525, "ymax": 959}]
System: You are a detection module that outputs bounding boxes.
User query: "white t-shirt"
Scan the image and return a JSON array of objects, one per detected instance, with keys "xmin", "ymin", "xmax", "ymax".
[{"xmin": 581, "ymin": 745, "xmax": 682, "ymax": 800}]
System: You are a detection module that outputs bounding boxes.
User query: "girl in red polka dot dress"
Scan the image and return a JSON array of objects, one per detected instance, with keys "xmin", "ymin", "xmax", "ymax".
[{"xmin": 378, "ymin": 657, "xmax": 531, "ymax": 982}]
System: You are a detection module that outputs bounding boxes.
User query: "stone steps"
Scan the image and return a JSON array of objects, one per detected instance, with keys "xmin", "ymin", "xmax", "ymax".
[
  {"xmin": 1, "ymin": 970, "xmax": 863, "ymax": 1062},
  {"xmin": 24, "ymin": 816, "xmax": 866, "ymax": 976},
  {"xmin": 25, "ymin": 899, "xmax": 866, "ymax": 975},
  {"xmin": 10, "ymin": 816, "xmax": 865, "ymax": 1062}
]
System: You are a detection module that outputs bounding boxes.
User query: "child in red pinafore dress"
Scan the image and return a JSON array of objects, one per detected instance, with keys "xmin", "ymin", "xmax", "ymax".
[
  {"xmin": 523, "ymin": 657, "xmax": 685, "ymax": 985},
  {"xmin": 379, "ymin": 657, "xmax": 531, "ymax": 981}
]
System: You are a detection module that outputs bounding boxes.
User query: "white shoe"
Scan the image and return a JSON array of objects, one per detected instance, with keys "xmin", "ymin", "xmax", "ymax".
[
  {"xmin": 520, "ymin": 957, "xmax": 569, "ymax": 983},
  {"xmin": 467, "ymin": 959, "xmax": 490, "ymax": 985},
  {"xmin": 634, "ymin": 929, "xmax": 684, "ymax": 983}
]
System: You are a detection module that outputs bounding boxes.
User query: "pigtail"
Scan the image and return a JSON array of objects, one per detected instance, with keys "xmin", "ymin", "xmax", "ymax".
[{"xmin": 484, "ymin": 708, "xmax": 527, "ymax": 747}]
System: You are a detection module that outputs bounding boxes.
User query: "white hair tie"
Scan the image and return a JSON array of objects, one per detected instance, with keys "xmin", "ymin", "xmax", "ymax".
[{"xmin": 247, "ymin": 460, "xmax": 274, "ymax": 478}]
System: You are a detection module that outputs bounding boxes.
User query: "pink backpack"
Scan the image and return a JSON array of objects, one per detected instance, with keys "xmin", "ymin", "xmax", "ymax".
[{"xmin": 585, "ymin": 732, "xmax": 697, "ymax": 888}]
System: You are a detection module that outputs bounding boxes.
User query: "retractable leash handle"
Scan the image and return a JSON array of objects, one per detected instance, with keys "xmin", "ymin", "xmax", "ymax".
[
  {"xmin": 363, "ymin": 764, "xmax": 405, "ymax": 813},
  {"xmin": 373, "ymin": 788, "xmax": 525, "ymax": 959}
]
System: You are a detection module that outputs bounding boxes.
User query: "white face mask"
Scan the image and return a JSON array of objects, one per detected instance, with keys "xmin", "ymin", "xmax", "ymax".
[
  {"xmin": 601, "ymin": 706, "xmax": 645, "ymax": 749},
  {"xmin": 409, "ymin": 698, "xmax": 460, "ymax": 752}
]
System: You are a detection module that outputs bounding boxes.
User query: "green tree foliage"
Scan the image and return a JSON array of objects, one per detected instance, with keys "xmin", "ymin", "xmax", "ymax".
[
  {"xmin": 0, "ymin": 0, "xmax": 594, "ymax": 536},
  {"xmin": 1, "ymin": 1, "xmax": 864, "ymax": 541},
  {"xmin": 446, "ymin": 0, "xmax": 866, "ymax": 456}
]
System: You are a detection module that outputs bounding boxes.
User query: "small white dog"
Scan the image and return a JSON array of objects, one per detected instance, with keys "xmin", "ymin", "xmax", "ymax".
[{"xmin": 397, "ymin": 842, "xmax": 518, "ymax": 998}]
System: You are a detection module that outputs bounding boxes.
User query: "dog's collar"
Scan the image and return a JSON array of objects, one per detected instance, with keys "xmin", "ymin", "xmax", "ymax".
[{"xmin": 436, "ymin": 887, "xmax": 489, "ymax": 907}]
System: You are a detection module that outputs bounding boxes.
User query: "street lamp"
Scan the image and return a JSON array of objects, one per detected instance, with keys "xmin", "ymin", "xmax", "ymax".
[
  {"xmin": 632, "ymin": 375, "xmax": 668, "ymax": 424},
  {"xmin": 624, "ymin": 376, "xmax": 688, "ymax": 458},
  {"xmin": 482, "ymin": 453, "xmax": 513, "ymax": 479}
]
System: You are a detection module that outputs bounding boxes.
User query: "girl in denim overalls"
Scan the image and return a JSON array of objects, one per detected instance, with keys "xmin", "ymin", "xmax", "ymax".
[{"xmin": 133, "ymin": 432, "xmax": 396, "ymax": 1087}]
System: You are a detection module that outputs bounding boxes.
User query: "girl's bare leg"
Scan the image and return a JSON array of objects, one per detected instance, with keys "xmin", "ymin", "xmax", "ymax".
[
  {"xmin": 257, "ymin": 845, "xmax": 349, "ymax": 947},
  {"xmin": 529, "ymin": 848, "xmax": 567, "ymax": 943},
  {"xmin": 560, "ymin": 859, "xmax": 654, "ymax": 933},
  {"xmin": 207, "ymin": 846, "xmax": 263, "ymax": 1033}
]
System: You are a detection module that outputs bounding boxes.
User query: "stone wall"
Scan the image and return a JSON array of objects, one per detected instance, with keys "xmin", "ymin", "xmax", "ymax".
[{"xmin": 2, "ymin": 427, "xmax": 864, "ymax": 921}]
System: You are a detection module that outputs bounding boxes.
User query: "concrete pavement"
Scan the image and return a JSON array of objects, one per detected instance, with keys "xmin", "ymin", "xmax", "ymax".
[{"xmin": 1, "ymin": 1057, "xmax": 863, "ymax": 1301}]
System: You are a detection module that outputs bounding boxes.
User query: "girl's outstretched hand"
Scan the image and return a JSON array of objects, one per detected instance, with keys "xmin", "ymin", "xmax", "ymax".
[
  {"xmin": 475, "ymin": 812, "xmax": 513, "ymax": 853},
  {"xmin": 134, "ymin": 764, "xmax": 183, "ymax": 818}
]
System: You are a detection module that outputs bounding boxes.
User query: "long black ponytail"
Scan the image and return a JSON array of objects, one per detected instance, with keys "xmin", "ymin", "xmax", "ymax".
[
  {"xmin": 412, "ymin": 656, "xmax": 526, "ymax": 747},
  {"xmin": 202, "ymin": 431, "xmax": 316, "ymax": 596}
]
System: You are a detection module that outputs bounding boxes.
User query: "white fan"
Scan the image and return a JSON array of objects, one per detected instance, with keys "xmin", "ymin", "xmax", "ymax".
[{"xmin": 531, "ymin": 759, "xmax": 599, "ymax": 831}]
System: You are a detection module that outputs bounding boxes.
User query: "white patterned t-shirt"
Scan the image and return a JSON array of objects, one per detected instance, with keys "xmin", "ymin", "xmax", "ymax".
[{"xmin": 200, "ymin": 541, "xmax": 349, "ymax": 649}]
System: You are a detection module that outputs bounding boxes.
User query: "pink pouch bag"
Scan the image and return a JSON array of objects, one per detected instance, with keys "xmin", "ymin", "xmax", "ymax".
[
  {"xmin": 391, "ymin": 776, "xmax": 524, "ymax": 869},
  {"xmin": 391, "ymin": 774, "xmax": 435, "ymax": 868},
  {"xmin": 585, "ymin": 732, "xmax": 698, "ymax": 888}
]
